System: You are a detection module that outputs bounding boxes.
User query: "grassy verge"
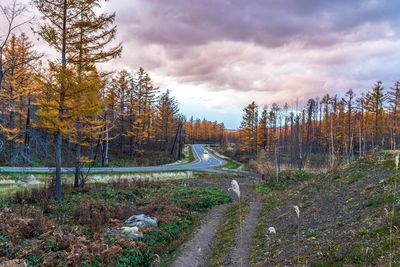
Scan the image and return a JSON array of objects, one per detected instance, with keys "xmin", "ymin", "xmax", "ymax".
[
  {"xmin": 187, "ymin": 145, "xmax": 195, "ymax": 163},
  {"xmin": 209, "ymin": 198, "xmax": 250, "ymax": 266},
  {"xmin": 0, "ymin": 180, "xmax": 231, "ymax": 266},
  {"xmin": 167, "ymin": 145, "xmax": 196, "ymax": 166},
  {"xmin": 217, "ymin": 158, "xmax": 241, "ymax": 170},
  {"xmin": 204, "ymin": 146, "xmax": 241, "ymax": 170}
]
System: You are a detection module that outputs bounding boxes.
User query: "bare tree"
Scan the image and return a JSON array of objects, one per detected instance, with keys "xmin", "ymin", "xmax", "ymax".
[{"xmin": 0, "ymin": 0, "xmax": 32, "ymax": 90}]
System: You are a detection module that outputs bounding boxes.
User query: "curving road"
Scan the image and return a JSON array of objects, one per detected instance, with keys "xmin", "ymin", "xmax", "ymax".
[{"xmin": 0, "ymin": 144, "xmax": 226, "ymax": 174}]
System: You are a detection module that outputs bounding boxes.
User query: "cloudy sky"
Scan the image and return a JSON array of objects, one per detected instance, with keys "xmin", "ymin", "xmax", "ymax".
[{"xmin": 2, "ymin": 0, "xmax": 400, "ymax": 128}]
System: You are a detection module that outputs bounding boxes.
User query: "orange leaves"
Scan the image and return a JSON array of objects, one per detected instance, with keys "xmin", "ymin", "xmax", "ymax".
[
  {"xmin": 185, "ymin": 118, "xmax": 225, "ymax": 144},
  {"xmin": 0, "ymin": 124, "xmax": 20, "ymax": 141}
]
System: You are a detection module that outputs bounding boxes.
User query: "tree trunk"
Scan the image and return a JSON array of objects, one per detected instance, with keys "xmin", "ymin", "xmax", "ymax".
[
  {"xmin": 274, "ymin": 146, "xmax": 279, "ymax": 183},
  {"xmin": 74, "ymin": 116, "xmax": 81, "ymax": 188},
  {"xmin": 55, "ymin": 130, "xmax": 62, "ymax": 201},
  {"xmin": 330, "ymin": 118, "xmax": 335, "ymax": 168},
  {"xmin": 54, "ymin": 0, "xmax": 68, "ymax": 201},
  {"xmin": 0, "ymin": 49, "xmax": 3, "ymax": 92},
  {"xmin": 359, "ymin": 123, "xmax": 362, "ymax": 157},
  {"xmin": 102, "ymin": 112, "xmax": 109, "ymax": 167},
  {"xmin": 23, "ymin": 97, "xmax": 31, "ymax": 163}
]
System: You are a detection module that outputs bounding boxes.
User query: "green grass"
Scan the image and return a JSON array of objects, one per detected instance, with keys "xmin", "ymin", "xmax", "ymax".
[
  {"xmin": 363, "ymin": 194, "xmax": 399, "ymax": 208},
  {"xmin": 0, "ymin": 184, "xmax": 29, "ymax": 197},
  {"xmin": 206, "ymin": 147, "xmax": 241, "ymax": 170},
  {"xmin": 187, "ymin": 145, "xmax": 195, "ymax": 163},
  {"xmin": 218, "ymin": 159, "xmax": 241, "ymax": 170}
]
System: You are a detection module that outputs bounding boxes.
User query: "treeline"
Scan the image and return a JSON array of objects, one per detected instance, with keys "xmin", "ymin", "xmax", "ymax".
[
  {"xmin": 0, "ymin": 0, "xmax": 189, "ymax": 198},
  {"xmin": 185, "ymin": 118, "xmax": 226, "ymax": 144},
  {"xmin": 239, "ymin": 81, "xmax": 400, "ymax": 169}
]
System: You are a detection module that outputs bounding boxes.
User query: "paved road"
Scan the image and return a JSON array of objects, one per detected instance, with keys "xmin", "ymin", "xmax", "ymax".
[{"xmin": 0, "ymin": 144, "xmax": 226, "ymax": 174}]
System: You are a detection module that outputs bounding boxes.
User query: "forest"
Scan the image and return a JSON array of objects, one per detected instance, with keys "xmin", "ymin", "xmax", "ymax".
[{"xmin": 234, "ymin": 82, "xmax": 400, "ymax": 173}]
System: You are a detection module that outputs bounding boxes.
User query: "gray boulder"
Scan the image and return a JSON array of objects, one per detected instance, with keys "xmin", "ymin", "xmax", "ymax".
[{"xmin": 125, "ymin": 214, "xmax": 158, "ymax": 229}]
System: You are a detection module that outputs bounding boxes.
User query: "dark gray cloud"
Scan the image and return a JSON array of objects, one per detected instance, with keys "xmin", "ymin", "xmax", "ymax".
[
  {"xmin": 115, "ymin": 0, "xmax": 400, "ymax": 48},
  {"xmin": 101, "ymin": 0, "xmax": 400, "ymax": 103}
]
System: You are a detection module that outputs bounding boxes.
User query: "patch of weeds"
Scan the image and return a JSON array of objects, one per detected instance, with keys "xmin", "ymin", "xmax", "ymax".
[
  {"xmin": 26, "ymin": 255, "xmax": 44, "ymax": 267},
  {"xmin": 363, "ymin": 194, "xmax": 398, "ymax": 207},
  {"xmin": 43, "ymin": 237, "xmax": 63, "ymax": 252},
  {"xmin": 336, "ymin": 175, "xmax": 355, "ymax": 185},
  {"xmin": 256, "ymin": 180, "xmax": 287, "ymax": 194},
  {"xmin": 354, "ymin": 171, "xmax": 364, "ymax": 179},
  {"xmin": 187, "ymin": 145, "xmax": 195, "ymax": 163},
  {"xmin": 216, "ymin": 159, "xmax": 240, "ymax": 170},
  {"xmin": 168, "ymin": 187, "xmax": 230, "ymax": 210},
  {"xmin": 358, "ymin": 226, "xmax": 369, "ymax": 236},
  {"xmin": 145, "ymin": 219, "xmax": 191, "ymax": 252},
  {"xmin": 0, "ymin": 184, "xmax": 20, "ymax": 197},
  {"xmin": 306, "ymin": 230, "xmax": 322, "ymax": 241},
  {"xmin": 114, "ymin": 247, "xmax": 153, "ymax": 267},
  {"xmin": 383, "ymin": 159, "xmax": 395, "ymax": 169}
]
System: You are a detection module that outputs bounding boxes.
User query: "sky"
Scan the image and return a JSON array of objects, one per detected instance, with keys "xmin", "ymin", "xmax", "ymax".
[{"xmin": 2, "ymin": 0, "xmax": 400, "ymax": 129}]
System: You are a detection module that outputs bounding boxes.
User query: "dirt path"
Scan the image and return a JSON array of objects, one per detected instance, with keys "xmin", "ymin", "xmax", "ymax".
[
  {"xmin": 170, "ymin": 204, "xmax": 229, "ymax": 267},
  {"xmin": 228, "ymin": 196, "xmax": 263, "ymax": 266},
  {"xmin": 170, "ymin": 175, "xmax": 261, "ymax": 267}
]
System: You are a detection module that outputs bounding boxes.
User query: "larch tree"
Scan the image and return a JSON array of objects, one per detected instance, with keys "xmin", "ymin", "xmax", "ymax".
[
  {"xmin": 156, "ymin": 89, "xmax": 179, "ymax": 151},
  {"xmin": 0, "ymin": 33, "xmax": 40, "ymax": 163},
  {"xmin": 68, "ymin": 0, "xmax": 122, "ymax": 187},
  {"xmin": 388, "ymin": 81, "xmax": 400, "ymax": 149},
  {"xmin": 110, "ymin": 70, "xmax": 132, "ymax": 154},
  {"xmin": 365, "ymin": 81, "xmax": 386, "ymax": 149},
  {"xmin": 127, "ymin": 68, "xmax": 158, "ymax": 151},
  {"xmin": 34, "ymin": 0, "xmax": 85, "ymax": 200},
  {"xmin": 257, "ymin": 107, "xmax": 268, "ymax": 151},
  {"xmin": 100, "ymin": 75, "xmax": 117, "ymax": 166},
  {"xmin": 239, "ymin": 101, "xmax": 258, "ymax": 154},
  {"xmin": 355, "ymin": 94, "xmax": 366, "ymax": 156},
  {"xmin": 0, "ymin": 0, "xmax": 31, "ymax": 91},
  {"xmin": 344, "ymin": 89, "xmax": 355, "ymax": 162}
]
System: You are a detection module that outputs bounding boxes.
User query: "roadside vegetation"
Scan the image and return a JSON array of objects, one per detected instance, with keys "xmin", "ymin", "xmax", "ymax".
[
  {"xmin": 186, "ymin": 145, "xmax": 195, "ymax": 163},
  {"xmin": 218, "ymin": 159, "xmax": 241, "ymax": 170},
  {"xmin": 0, "ymin": 180, "xmax": 230, "ymax": 266}
]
